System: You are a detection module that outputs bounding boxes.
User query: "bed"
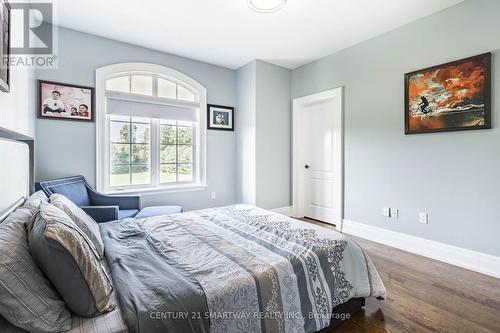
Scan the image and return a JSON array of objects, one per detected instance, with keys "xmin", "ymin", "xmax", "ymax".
[{"xmin": 0, "ymin": 127, "xmax": 385, "ymax": 333}]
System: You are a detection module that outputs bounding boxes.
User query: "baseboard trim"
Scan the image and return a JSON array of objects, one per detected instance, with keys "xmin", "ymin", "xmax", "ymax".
[
  {"xmin": 342, "ymin": 219, "xmax": 500, "ymax": 279},
  {"xmin": 271, "ymin": 206, "xmax": 293, "ymax": 216}
]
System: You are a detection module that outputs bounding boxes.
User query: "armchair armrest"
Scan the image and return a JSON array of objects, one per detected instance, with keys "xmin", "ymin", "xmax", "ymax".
[
  {"xmin": 80, "ymin": 206, "xmax": 119, "ymax": 223},
  {"xmin": 87, "ymin": 188, "xmax": 141, "ymax": 210}
]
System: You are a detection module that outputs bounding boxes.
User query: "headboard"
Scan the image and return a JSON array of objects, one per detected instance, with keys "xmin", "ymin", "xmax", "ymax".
[{"xmin": 0, "ymin": 127, "xmax": 34, "ymax": 222}]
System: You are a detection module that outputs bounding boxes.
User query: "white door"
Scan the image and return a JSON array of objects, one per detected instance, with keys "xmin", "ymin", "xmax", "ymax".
[{"xmin": 292, "ymin": 88, "xmax": 343, "ymax": 230}]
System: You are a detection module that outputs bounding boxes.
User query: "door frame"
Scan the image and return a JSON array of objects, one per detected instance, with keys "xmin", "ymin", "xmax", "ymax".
[{"xmin": 292, "ymin": 87, "xmax": 344, "ymax": 232}]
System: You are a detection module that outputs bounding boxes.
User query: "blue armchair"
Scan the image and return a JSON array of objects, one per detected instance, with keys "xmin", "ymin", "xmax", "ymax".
[{"xmin": 36, "ymin": 175, "xmax": 141, "ymax": 222}]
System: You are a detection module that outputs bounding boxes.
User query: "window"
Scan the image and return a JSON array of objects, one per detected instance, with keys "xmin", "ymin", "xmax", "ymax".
[
  {"xmin": 96, "ymin": 63, "xmax": 206, "ymax": 193},
  {"xmin": 159, "ymin": 120, "xmax": 194, "ymax": 183},
  {"xmin": 109, "ymin": 116, "xmax": 151, "ymax": 186}
]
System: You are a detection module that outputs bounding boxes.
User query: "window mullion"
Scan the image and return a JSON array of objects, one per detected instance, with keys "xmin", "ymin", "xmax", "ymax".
[
  {"xmin": 153, "ymin": 74, "xmax": 158, "ymax": 97},
  {"xmin": 106, "ymin": 115, "xmax": 111, "ymax": 190},
  {"xmin": 129, "ymin": 118, "xmax": 132, "ymax": 185},
  {"xmin": 151, "ymin": 119, "xmax": 160, "ymax": 187},
  {"xmin": 176, "ymin": 123, "xmax": 179, "ymax": 182}
]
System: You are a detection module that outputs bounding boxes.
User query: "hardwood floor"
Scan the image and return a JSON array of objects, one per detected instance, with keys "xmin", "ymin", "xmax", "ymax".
[{"xmin": 303, "ymin": 219, "xmax": 500, "ymax": 333}]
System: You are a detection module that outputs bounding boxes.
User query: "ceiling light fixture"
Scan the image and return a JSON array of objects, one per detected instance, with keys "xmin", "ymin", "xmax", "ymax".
[{"xmin": 248, "ymin": 0, "xmax": 287, "ymax": 14}]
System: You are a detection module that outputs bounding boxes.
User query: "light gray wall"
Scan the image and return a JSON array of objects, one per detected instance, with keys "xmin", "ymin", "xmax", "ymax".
[
  {"xmin": 255, "ymin": 61, "xmax": 291, "ymax": 209},
  {"xmin": 235, "ymin": 61, "xmax": 257, "ymax": 205},
  {"xmin": 235, "ymin": 60, "xmax": 291, "ymax": 209},
  {"xmin": 291, "ymin": 0, "xmax": 500, "ymax": 256},
  {"xmin": 35, "ymin": 27, "xmax": 236, "ymax": 211}
]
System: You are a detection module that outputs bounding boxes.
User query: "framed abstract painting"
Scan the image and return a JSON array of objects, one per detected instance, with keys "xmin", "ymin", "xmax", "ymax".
[{"xmin": 405, "ymin": 53, "xmax": 491, "ymax": 134}]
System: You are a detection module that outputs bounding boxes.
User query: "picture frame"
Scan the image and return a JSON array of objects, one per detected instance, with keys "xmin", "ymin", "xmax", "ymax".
[
  {"xmin": 38, "ymin": 80, "xmax": 95, "ymax": 122},
  {"xmin": 404, "ymin": 53, "xmax": 491, "ymax": 135},
  {"xmin": 207, "ymin": 104, "xmax": 234, "ymax": 131},
  {"xmin": 0, "ymin": 0, "xmax": 10, "ymax": 92}
]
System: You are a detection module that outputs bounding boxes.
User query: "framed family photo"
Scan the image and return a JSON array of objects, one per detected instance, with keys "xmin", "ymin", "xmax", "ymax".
[
  {"xmin": 405, "ymin": 53, "xmax": 491, "ymax": 134},
  {"xmin": 0, "ymin": 0, "xmax": 10, "ymax": 92},
  {"xmin": 207, "ymin": 104, "xmax": 234, "ymax": 131},
  {"xmin": 38, "ymin": 80, "xmax": 95, "ymax": 122}
]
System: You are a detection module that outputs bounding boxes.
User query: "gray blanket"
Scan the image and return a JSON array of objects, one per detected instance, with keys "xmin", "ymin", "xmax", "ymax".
[
  {"xmin": 100, "ymin": 221, "xmax": 210, "ymax": 333},
  {"xmin": 101, "ymin": 205, "xmax": 386, "ymax": 333}
]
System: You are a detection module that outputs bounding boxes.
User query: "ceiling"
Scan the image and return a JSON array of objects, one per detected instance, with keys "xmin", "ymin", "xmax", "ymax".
[{"xmin": 52, "ymin": 0, "xmax": 463, "ymax": 70}]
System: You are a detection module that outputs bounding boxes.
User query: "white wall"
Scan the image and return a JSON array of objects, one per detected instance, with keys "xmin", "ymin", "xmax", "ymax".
[
  {"xmin": 0, "ymin": 21, "xmax": 36, "ymax": 206},
  {"xmin": 0, "ymin": 67, "xmax": 35, "ymax": 137}
]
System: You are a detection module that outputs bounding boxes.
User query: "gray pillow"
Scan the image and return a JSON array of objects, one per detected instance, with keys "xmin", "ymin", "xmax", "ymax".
[
  {"xmin": 50, "ymin": 193, "xmax": 105, "ymax": 259},
  {"xmin": 0, "ymin": 206, "xmax": 71, "ymax": 332},
  {"xmin": 21, "ymin": 190, "xmax": 48, "ymax": 212},
  {"xmin": 0, "ymin": 315, "xmax": 29, "ymax": 333},
  {"xmin": 29, "ymin": 202, "xmax": 115, "ymax": 317}
]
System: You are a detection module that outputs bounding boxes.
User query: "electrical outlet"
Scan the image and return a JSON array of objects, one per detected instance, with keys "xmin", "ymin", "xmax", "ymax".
[
  {"xmin": 419, "ymin": 212, "xmax": 428, "ymax": 224},
  {"xmin": 211, "ymin": 192, "xmax": 216, "ymax": 200},
  {"xmin": 383, "ymin": 207, "xmax": 391, "ymax": 217},
  {"xmin": 391, "ymin": 208, "xmax": 399, "ymax": 219}
]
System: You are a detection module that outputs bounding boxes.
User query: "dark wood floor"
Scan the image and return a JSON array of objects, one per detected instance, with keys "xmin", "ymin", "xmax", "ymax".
[{"xmin": 303, "ymin": 219, "xmax": 500, "ymax": 333}]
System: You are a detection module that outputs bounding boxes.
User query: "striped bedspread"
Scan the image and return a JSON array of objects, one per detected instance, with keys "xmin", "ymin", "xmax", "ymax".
[{"xmin": 109, "ymin": 205, "xmax": 386, "ymax": 333}]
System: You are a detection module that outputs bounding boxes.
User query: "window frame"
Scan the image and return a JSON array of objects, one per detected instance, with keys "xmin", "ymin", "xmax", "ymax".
[{"xmin": 96, "ymin": 63, "xmax": 207, "ymax": 194}]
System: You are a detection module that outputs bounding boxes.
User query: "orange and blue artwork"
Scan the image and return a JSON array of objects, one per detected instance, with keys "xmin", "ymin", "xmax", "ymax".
[{"xmin": 405, "ymin": 53, "xmax": 491, "ymax": 134}]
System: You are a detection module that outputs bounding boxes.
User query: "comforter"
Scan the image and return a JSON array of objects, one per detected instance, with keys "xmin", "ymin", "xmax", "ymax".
[{"xmin": 100, "ymin": 205, "xmax": 386, "ymax": 333}]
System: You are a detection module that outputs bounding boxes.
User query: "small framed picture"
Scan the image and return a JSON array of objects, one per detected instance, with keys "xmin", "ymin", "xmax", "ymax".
[
  {"xmin": 38, "ymin": 80, "xmax": 95, "ymax": 122},
  {"xmin": 207, "ymin": 104, "xmax": 234, "ymax": 131}
]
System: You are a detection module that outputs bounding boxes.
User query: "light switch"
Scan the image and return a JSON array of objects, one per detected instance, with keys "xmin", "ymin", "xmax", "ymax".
[{"xmin": 419, "ymin": 212, "xmax": 428, "ymax": 224}]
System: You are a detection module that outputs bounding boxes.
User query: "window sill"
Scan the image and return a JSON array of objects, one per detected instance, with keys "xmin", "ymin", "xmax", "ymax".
[{"xmin": 104, "ymin": 183, "xmax": 207, "ymax": 195}]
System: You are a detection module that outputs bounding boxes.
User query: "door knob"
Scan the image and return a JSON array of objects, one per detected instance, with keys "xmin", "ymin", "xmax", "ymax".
[{"xmin": 304, "ymin": 165, "xmax": 310, "ymax": 169}]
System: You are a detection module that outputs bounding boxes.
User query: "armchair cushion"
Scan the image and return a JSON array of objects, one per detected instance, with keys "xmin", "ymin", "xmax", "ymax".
[
  {"xmin": 81, "ymin": 206, "xmax": 119, "ymax": 223},
  {"xmin": 118, "ymin": 209, "xmax": 139, "ymax": 220},
  {"xmin": 134, "ymin": 206, "xmax": 183, "ymax": 219}
]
